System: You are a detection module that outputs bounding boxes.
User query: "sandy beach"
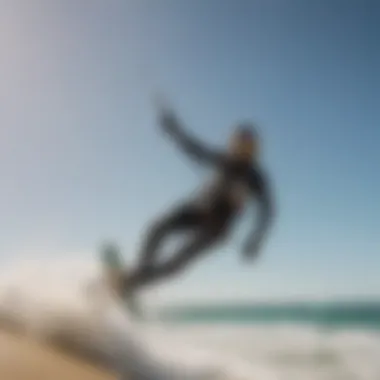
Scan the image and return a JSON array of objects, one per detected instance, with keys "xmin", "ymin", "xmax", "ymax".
[{"xmin": 0, "ymin": 330, "xmax": 114, "ymax": 380}]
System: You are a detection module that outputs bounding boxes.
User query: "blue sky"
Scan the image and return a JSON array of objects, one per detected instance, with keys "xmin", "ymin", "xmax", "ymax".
[{"xmin": 0, "ymin": 0, "xmax": 379, "ymax": 303}]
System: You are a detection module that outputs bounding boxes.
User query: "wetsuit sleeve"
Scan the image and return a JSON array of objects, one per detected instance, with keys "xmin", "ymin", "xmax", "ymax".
[
  {"xmin": 159, "ymin": 109, "xmax": 223, "ymax": 165},
  {"xmin": 245, "ymin": 169, "xmax": 275, "ymax": 255}
]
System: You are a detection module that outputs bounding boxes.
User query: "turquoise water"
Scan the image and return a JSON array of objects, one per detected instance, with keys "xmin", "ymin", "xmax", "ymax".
[{"xmin": 160, "ymin": 301, "xmax": 380, "ymax": 330}]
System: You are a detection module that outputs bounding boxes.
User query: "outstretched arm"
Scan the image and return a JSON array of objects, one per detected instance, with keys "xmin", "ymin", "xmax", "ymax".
[
  {"xmin": 243, "ymin": 169, "xmax": 275, "ymax": 260},
  {"xmin": 158, "ymin": 106, "xmax": 222, "ymax": 165}
]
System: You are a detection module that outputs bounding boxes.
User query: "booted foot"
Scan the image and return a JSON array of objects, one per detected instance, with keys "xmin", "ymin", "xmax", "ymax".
[
  {"xmin": 99, "ymin": 242, "xmax": 144, "ymax": 319},
  {"xmin": 125, "ymin": 292, "xmax": 143, "ymax": 320},
  {"xmin": 121, "ymin": 274, "xmax": 144, "ymax": 320}
]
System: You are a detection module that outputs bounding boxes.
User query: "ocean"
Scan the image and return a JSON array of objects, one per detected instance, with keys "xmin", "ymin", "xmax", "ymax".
[
  {"xmin": 160, "ymin": 301, "xmax": 380, "ymax": 330},
  {"xmin": 150, "ymin": 302, "xmax": 380, "ymax": 379},
  {"xmin": 0, "ymin": 257, "xmax": 379, "ymax": 380}
]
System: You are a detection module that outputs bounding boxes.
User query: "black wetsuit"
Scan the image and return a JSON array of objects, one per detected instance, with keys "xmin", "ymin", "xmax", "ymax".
[{"xmin": 126, "ymin": 113, "xmax": 274, "ymax": 292}]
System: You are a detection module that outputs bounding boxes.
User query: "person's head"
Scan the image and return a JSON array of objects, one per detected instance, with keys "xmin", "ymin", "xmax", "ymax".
[{"xmin": 227, "ymin": 122, "xmax": 260, "ymax": 162}]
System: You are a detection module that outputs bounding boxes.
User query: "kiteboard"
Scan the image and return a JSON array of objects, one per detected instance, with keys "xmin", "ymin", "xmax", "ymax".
[{"xmin": 99, "ymin": 243, "xmax": 142, "ymax": 320}]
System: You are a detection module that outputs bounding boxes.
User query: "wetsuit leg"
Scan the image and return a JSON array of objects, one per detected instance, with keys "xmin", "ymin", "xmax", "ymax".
[
  {"xmin": 138, "ymin": 205, "xmax": 204, "ymax": 268},
  {"xmin": 124, "ymin": 204, "xmax": 205, "ymax": 291},
  {"xmin": 128, "ymin": 226, "xmax": 224, "ymax": 291}
]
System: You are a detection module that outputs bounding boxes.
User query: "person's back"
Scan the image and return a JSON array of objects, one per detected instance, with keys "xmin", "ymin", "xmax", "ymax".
[{"xmin": 196, "ymin": 147, "xmax": 267, "ymax": 221}]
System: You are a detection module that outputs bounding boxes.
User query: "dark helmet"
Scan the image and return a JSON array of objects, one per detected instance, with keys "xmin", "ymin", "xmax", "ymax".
[{"xmin": 228, "ymin": 122, "xmax": 260, "ymax": 160}]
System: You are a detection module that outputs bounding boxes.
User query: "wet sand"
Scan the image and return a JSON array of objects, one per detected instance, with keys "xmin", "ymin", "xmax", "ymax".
[{"xmin": 0, "ymin": 330, "xmax": 114, "ymax": 380}]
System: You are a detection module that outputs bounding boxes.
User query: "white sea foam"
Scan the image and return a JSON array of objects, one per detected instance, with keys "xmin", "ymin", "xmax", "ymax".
[{"xmin": 0, "ymin": 256, "xmax": 379, "ymax": 380}]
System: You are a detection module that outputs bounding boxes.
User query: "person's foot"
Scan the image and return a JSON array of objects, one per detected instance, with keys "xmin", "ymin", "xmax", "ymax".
[
  {"xmin": 116, "ymin": 271, "xmax": 143, "ymax": 320},
  {"xmin": 125, "ymin": 292, "xmax": 143, "ymax": 320}
]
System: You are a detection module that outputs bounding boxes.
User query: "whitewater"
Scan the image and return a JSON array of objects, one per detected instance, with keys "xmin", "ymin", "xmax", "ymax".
[{"xmin": 0, "ymin": 256, "xmax": 379, "ymax": 380}]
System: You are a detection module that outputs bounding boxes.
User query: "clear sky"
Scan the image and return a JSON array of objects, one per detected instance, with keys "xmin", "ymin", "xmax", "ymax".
[{"xmin": 0, "ymin": 0, "xmax": 379, "ymax": 304}]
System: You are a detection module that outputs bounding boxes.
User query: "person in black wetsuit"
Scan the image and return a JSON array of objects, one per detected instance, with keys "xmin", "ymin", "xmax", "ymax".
[{"xmin": 123, "ymin": 105, "xmax": 275, "ymax": 295}]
